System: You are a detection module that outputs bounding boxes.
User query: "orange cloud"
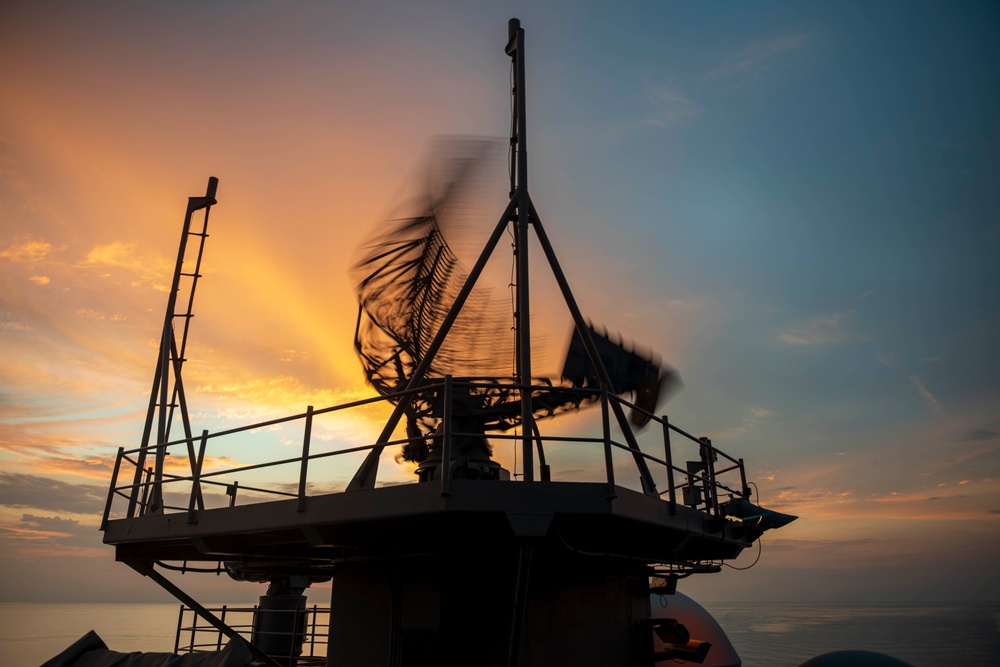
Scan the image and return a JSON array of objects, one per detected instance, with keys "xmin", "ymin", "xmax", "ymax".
[{"xmin": 0, "ymin": 239, "xmax": 52, "ymax": 262}]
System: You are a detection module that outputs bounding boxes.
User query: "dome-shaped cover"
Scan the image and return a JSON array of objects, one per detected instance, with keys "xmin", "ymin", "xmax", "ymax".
[
  {"xmin": 798, "ymin": 650, "xmax": 915, "ymax": 667},
  {"xmin": 650, "ymin": 591, "xmax": 742, "ymax": 667}
]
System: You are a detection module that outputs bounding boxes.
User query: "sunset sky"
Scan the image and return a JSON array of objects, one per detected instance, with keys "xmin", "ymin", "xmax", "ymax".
[{"xmin": 1, "ymin": 0, "xmax": 998, "ymax": 610}]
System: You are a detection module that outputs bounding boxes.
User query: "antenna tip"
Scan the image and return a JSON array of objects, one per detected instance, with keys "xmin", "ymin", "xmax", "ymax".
[{"xmin": 508, "ymin": 18, "xmax": 520, "ymax": 40}]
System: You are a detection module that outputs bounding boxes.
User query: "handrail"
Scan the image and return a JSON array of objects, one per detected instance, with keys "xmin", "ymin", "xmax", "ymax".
[
  {"xmin": 174, "ymin": 603, "xmax": 330, "ymax": 662},
  {"xmin": 102, "ymin": 378, "xmax": 753, "ymax": 526},
  {"xmin": 117, "ymin": 381, "xmax": 451, "ymax": 459}
]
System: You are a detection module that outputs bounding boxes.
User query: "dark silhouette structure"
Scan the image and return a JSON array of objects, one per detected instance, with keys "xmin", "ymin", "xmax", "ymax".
[{"xmin": 99, "ymin": 19, "xmax": 795, "ymax": 667}]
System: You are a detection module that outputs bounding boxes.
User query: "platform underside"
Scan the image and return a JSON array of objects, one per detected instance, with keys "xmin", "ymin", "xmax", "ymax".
[{"xmin": 103, "ymin": 480, "xmax": 751, "ymax": 570}]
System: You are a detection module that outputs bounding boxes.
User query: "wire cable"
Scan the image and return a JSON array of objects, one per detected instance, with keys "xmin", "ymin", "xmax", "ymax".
[{"xmin": 722, "ymin": 536, "xmax": 762, "ymax": 571}]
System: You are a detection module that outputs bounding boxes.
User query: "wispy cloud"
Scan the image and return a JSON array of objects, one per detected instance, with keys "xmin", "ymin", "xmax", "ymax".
[
  {"xmin": 765, "ymin": 481, "xmax": 995, "ymax": 522},
  {"xmin": 961, "ymin": 429, "xmax": 998, "ymax": 442},
  {"xmin": 767, "ymin": 485, "xmax": 856, "ymax": 514},
  {"xmin": 707, "ymin": 406, "xmax": 772, "ymax": 439},
  {"xmin": 0, "ymin": 513, "xmax": 109, "ymax": 559},
  {"xmin": 640, "ymin": 85, "xmax": 701, "ymax": 127},
  {"xmin": 876, "ymin": 352, "xmax": 943, "ymax": 412},
  {"xmin": 0, "ymin": 239, "xmax": 53, "ymax": 263},
  {"xmin": 0, "ymin": 473, "xmax": 107, "ymax": 515},
  {"xmin": 78, "ymin": 241, "xmax": 171, "ymax": 288},
  {"xmin": 765, "ymin": 536, "xmax": 897, "ymax": 554},
  {"xmin": 3, "ymin": 236, "xmax": 170, "ymax": 295},
  {"xmin": 909, "ymin": 375, "xmax": 942, "ymax": 411},
  {"xmin": 917, "ymin": 440, "xmax": 998, "ymax": 478},
  {"xmin": 707, "ymin": 33, "xmax": 810, "ymax": 81},
  {"xmin": 195, "ymin": 377, "xmax": 372, "ymax": 413},
  {"xmin": 666, "ymin": 298, "xmax": 697, "ymax": 309},
  {"xmin": 74, "ymin": 308, "xmax": 128, "ymax": 321},
  {"xmin": 778, "ymin": 310, "xmax": 860, "ymax": 346}
]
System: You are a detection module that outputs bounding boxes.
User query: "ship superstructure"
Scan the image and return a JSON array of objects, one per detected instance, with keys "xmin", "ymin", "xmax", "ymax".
[{"xmin": 99, "ymin": 19, "xmax": 794, "ymax": 667}]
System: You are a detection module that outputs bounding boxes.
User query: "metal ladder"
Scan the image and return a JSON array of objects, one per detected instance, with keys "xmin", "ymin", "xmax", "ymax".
[{"xmin": 127, "ymin": 177, "xmax": 219, "ymax": 517}]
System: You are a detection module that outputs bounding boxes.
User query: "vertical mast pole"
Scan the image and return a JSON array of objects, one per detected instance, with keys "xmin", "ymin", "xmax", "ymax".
[{"xmin": 507, "ymin": 18, "xmax": 534, "ymax": 482}]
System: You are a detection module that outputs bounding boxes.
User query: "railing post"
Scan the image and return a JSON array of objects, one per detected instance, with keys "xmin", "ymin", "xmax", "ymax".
[
  {"xmin": 440, "ymin": 375, "xmax": 453, "ymax": 497},
  {"xmin": 188, "ymin": 430, "xmax": 208, "ymax": 524},
  {"xmin": 661, "ymin": 418, "xmax": 677, "ymax": 515},
  {"xmin": 174, "ymin": 604, "xmax": 185, "ymax": 653},
  {"xmin": 101, "ymin": 447, "xmax": 125, "ymax": 530},
  {"xmin": 140, "ymin": 466, "xmax": 154, "ymax": 515},
  {"xmin": 218, "ymin": 605, "xmax": 227, "ymax": 651},
  {"xmin": 601, "ymin": 385, "xmax": 616, "ymax": 499},
  {"xmin": 298, "ymin": 406, "xmax": 313, "ymax": 512},
  {"xmin": 700, "ymin": 437, "xmax": 719, "ymax": 516},
  {"xmin": 309, "ymin": 604, "xmax": 318, "ymax": 658},
  {"xmin": 190, "ymin": 606, "xmax": 198, "ymax": 655},
  {"xmin": 739, "ymin": 457, "xmax": 749, "ymax": 499}
]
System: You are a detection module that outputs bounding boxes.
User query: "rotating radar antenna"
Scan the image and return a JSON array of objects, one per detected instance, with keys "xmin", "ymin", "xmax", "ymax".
[{"xmin": 348, "ymin": 20, "xmax": 680, "ymax": 491}]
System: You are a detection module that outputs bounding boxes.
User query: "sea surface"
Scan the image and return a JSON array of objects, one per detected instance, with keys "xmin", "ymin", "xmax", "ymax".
[
  {"xmin": 1, "ymin": 601, "xmax": 997, "ymax": 666},
  {"xmin": 706, "ymin": 601, "xmax": 1000, "ymax": 666}
]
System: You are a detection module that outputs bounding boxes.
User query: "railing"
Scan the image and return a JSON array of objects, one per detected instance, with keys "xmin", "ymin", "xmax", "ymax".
[
  {"xmin": 174, "ymin": 603, "xmax": 329, "ymax": 666},
  {"xmin": 101, "ymin": 377, "xmax": 752, "ymax": 529}
]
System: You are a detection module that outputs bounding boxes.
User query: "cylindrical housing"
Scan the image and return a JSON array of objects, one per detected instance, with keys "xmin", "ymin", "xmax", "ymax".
[{"xmin": 252, "ymin": 592, "xmax": 307, "ymax": 666}]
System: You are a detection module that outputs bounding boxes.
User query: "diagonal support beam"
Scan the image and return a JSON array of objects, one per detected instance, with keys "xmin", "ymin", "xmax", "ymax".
[
  {"xmin": 169, "ymin": 334, "xmax": 204, "ymax": 511},
  {"xmin": 347, "ymin": 196, "xmax": 521, "ymax": 490},
  {"xmin": 125, "ymin": 559, "xmax": 281, "ymax": 667},
  {"xmin": 528, "ymin": 200, "xmax": 659, "ymax": 496}
]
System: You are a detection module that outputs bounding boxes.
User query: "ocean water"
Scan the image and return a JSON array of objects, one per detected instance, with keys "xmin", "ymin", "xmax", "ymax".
[
  {"xmin": 1, "ymin": 601, "xmax": 997, "ymax": 666},
  {"xmin": 0, "ymin": 603, "xmax": 183, "ymax": 665},
  {"xmin": 705, "ymin": 602, "xmax": 1000, "ymax": 667}
]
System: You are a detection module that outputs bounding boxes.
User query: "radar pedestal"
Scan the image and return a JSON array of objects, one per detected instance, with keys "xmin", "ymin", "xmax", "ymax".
[
  {"xmin": 413, "ymin": 385, "xmax": 509, "ymax": 483},
  {"xmin": 252, "ymin": 577, "xmax": 309, "ymax": 667}
]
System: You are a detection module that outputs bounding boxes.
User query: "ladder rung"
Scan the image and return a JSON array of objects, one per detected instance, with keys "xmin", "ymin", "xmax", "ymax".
[
  {"xmin": 179, "ymin": 272, "xmax": 202, "ymax": 278},
  {"xmin": 172, "ymin": 313, "xmax": 194, "ymax": 319},
  {"xmin": 187, "ymin": 232, "xmax": 209, "ymax": 238}
]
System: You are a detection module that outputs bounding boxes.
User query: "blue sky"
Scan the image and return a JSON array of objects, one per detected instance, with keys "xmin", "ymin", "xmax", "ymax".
[{"xmin": 0, "ymin": 0, "xmax": 998, "ymax": 609}]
